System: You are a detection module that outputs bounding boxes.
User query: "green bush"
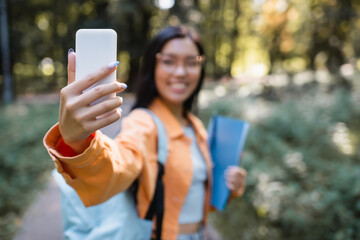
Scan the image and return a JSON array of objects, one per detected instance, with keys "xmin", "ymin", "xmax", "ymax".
[
  {"xmin": 0, "ymin": 104, "xmax": 58, "ymax": 240},
  {"xmin": 200, "ymin": 88, "xmax": 360, "ymax": 240}
]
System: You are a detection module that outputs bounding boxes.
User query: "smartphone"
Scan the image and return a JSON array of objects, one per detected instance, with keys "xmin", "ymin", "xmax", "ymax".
[
  {"xmin": 75, "ymin": 29, "xmax": 117, "ymax": 105},
  {"xmin": 75, "ymin": 29, "xmax": 121, "ymax": 137}
]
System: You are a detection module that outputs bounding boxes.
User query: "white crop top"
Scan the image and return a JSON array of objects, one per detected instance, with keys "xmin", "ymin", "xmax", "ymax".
[{"xmin": 178, "ymin": 125, "xmax": 207, "ymax": 224}]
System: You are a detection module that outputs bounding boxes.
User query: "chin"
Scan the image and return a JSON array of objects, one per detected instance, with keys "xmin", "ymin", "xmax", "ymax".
[
  {"xmin": 162, "ymin": 94, "xmax": 189, "ymax": 105},
  {"xmin": 169, "ymin": 97, "xmax": 187, "ymax": 105}
]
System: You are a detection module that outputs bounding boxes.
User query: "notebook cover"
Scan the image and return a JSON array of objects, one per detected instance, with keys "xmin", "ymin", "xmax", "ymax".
[{"xmin": 208, "ymin": 115, "xmax": 250, "ymax": 211}]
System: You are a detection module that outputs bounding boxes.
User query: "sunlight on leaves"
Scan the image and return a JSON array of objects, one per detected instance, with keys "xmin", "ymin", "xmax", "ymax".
[
  {"xmin": 154, "ymin": 0, "xmax": 175, "ymax": 10},
  {"xmin": 56, "ymin": 22, "xmax": 68, "ymax": 37},
  {"xmin": 214, "ymin": 85, "xmax": 227, "ymax": 97},
  {"xmin": 284, "ymin": 152, "xmax": 307, "ymax": 177},
  {"xmin": 35, "ymin": 14, "xmax": 49, "ymax": 31},
  {"xmin": 39, "ymin": 58, "xmax": 55, "ymax": 76},
  {"xmin": 81, "ymin": 1, "xmax": 95, "ymax": 16},
  {"xmin": 331, "ymin": 122, "xmax": 355, "ymax": 155},
  {"xmin": 356, "ymin": 59, "xmax": 360, "ymax": 70},
  {"xmin": 117, "ymin": 51, "xmax": 130, "ymax": 82},
  {"xmin": 254, "ymin": 173, "xmax": 284, "ymax": 220}
]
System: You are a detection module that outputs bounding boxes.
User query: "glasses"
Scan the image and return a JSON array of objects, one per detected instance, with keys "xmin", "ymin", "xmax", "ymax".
[{"xmin": 156, "ymin": 53, "xmax": 205, "ymax": 74}]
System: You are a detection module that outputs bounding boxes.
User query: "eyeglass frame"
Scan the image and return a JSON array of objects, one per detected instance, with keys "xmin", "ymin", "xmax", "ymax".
[{"xmin": 155, "ymin": 53, "xmax": 206, "ymax": 74}]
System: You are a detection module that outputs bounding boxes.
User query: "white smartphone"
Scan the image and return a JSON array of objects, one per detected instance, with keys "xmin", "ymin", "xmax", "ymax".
[
  {"xmin": 75, "ymin": 29, "xmax": 117, "ymax": 105},
  {"xmin": 75, "ymin": 29, "xmax": 121, "ymax": 137}
]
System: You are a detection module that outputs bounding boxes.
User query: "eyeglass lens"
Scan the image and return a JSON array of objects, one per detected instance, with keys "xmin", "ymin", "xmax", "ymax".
[{"xmin": 157, "ymin": 53, "xmax": 204, "ymax": 73}]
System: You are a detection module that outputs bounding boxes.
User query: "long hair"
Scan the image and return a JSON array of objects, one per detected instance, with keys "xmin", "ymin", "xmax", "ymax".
[{"xmin": 132, "ymin": 25, "xmax": 205, "ymax": 113}]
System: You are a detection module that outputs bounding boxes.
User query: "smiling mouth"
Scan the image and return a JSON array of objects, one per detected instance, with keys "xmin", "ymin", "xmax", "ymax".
[{"xmin": 170, "ymin": 82, "xmax": 188, "ymax": 92}]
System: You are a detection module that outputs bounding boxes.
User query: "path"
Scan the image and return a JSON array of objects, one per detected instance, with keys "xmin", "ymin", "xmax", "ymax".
[{"xmin": 13, "ymin": 178, "xmax": 63, "ymax": 240}]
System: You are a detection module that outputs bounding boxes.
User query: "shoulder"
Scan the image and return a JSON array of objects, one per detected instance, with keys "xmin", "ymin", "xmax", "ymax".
[
  {"xmin": 120, "ymin": 108, "xmax": 158, "ymax": 137},
  {"xmin": 187, "ymin": 113, "xmax": 208, "ymax": 140},
  {"xmin": 126, "ymin": 108, "xmax": 155, "ymax": 123},
  {"xmin": 188, "ymin": 113, "xmax": 204, "ymax": 128}
]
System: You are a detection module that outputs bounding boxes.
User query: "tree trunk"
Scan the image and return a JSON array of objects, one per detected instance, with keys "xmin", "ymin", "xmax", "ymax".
[{"xmin": 0, "ymin": 0, "xmax": 13, "ymax": 104}]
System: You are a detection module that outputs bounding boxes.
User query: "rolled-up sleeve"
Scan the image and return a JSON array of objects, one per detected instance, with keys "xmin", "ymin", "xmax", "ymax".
[{"xmin": 43, "ymin": 110, "xmax": 158, "ymax": 207}]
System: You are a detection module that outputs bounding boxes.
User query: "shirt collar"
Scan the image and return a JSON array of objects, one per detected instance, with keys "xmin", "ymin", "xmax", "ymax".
[
  {"xmin": 187, "ymin": 112, "xmax": 208, "ymax": 142},
  {"xmin": 148, "ymin": 98, "xmax": 207, "ymax": 141},
  {"xmin": 149, "ymin": 98, "xmax": 184, "ymax": 139}
]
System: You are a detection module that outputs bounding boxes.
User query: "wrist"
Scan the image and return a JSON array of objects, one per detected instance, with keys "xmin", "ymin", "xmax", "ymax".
[{"xmin": 63, "ymin": 133, "xmax": 96, "ymax": 154}]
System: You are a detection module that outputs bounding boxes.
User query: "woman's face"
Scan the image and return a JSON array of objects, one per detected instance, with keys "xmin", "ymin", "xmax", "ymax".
[{"xmin": 154, "ymin": 38, "xmax": 202, "ymax": 108}]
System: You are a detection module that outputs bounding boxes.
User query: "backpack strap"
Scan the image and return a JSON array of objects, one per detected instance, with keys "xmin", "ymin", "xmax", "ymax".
[
  {"xmin": 142, "ymin": 109, "xmax": 168, "ymax": 165},
  {"xmin": 140, "ymin": 109, "xmax": 168, "ymax": 240}
]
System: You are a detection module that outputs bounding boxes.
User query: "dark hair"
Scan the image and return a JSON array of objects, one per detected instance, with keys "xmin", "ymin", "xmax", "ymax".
[{"xmin": 132, "ymin": 25, "xmax": 205, "ymax": 113}]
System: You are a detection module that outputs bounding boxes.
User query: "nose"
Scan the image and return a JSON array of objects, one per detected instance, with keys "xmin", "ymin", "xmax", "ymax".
[{"xmin": 173, "ymin": 63, "xmax": 186, "ymax": 76}]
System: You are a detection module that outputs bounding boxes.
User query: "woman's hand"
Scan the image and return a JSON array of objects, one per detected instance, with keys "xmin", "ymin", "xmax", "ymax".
[
  {"xmin": 225, "ymin": 166, "xmax": 247, "ymax": 196},
  {"xmin": 59, "ymin": 50, "xmax": 126, "ymax": 153}
]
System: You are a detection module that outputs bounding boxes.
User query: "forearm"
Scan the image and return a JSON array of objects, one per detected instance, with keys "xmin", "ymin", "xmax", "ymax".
[{"xmin": 44, "ymin": 123, "xmax": 141, "ymax": 206}]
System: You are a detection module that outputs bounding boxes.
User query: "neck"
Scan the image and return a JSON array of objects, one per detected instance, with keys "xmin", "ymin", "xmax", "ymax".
[{"xmin": 161, "ymin": 99, "xmax": 188, "ymax": 126}]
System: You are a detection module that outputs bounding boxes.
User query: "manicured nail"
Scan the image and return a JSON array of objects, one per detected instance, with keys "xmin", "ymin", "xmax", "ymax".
[
  {"xmin": 108, "ymin": 61, "xmax": 119, "ymax": 69},
  {"xmin": 68, "ymin": 48, "xmax": 74, "ymax": 55},
  {"xmin": 121, "ymin": 83, "xmax": 127, "ymax": 89}
]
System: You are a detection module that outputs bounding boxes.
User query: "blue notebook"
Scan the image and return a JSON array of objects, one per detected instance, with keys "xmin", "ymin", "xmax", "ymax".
[{"xmin": 208, "ymin": 115, "xmax": 250, "ymax": 211}]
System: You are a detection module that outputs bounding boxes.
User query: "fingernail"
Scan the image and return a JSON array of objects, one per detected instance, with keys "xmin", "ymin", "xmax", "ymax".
[
  {"xmin": 68, "ymin": 48, "xmax": 74, "ymax": 56},
  {"xmin": 118, "ymin": 107, "xmax": 123, "ymax": 113},
  {"xmin": 108, "ymin": 61, "xmax": 119, "ymax": 69},
  {"xmin": 121, "ymin": 83, "xmax": 127, "ymax": 89}
]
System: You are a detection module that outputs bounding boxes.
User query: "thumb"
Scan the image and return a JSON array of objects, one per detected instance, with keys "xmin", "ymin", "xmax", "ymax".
[{"xmin": 67, "ymin": 48, "xmax": 76, "ymax": 85}]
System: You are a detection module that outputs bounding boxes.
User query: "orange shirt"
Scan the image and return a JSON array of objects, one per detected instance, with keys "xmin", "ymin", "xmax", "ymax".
[{"xmin": 43, "ymin": 98, "xmax": 214, "ymax": 239}]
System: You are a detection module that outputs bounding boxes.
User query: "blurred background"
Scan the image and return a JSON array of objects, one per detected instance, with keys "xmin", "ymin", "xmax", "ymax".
[{"xmin": 1, "ymin": 0, "xmax": 360, "ymax": 239}]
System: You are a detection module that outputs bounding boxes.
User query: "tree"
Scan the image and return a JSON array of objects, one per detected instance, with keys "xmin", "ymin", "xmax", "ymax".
[
  {"xmin": 106, "ymin": 0, "xmax": 156, "ymax": 91},
  {"xmin": 0, "ymin": 0, "xmax": 13, "ymax": 103}
]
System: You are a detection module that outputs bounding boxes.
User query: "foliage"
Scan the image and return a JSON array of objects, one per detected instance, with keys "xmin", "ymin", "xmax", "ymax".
[
  {"xmin": 166, "ymin": 0, "xmax": 360, "ymax": 77},
  {"xmin": 199, "ymin": 86, "xmax": 360, "ymax": 240},
  {"xmin": 4, "ymin": 0, "xmax": 158, "ymax": 96},
  {"xmin": 2, "ymin": 0, "xmax": 360, "ymax": 101},
  {"xmin": 0, "ymin": 104, "xmax": 58, "ymax": 240}
]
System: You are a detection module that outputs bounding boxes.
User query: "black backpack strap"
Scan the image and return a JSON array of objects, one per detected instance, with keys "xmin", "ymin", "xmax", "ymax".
[
  {"xmin": 145, "ymin": 162, "xmax": 165, "ymax": 240},
  {"xmin": 136, "ymin": 109, "xmax": 168, "ymax": 240}
]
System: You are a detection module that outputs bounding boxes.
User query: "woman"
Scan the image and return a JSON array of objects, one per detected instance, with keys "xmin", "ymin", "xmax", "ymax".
[{"xmin": 44, "ymin": 25, "xmax": 246, "ymax": 240}]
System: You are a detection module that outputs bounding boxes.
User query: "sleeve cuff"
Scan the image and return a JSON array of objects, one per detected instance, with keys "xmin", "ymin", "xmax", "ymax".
[{"xmin": 56, "ymin": 133, "xmax": 96, "ymax": 157}]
